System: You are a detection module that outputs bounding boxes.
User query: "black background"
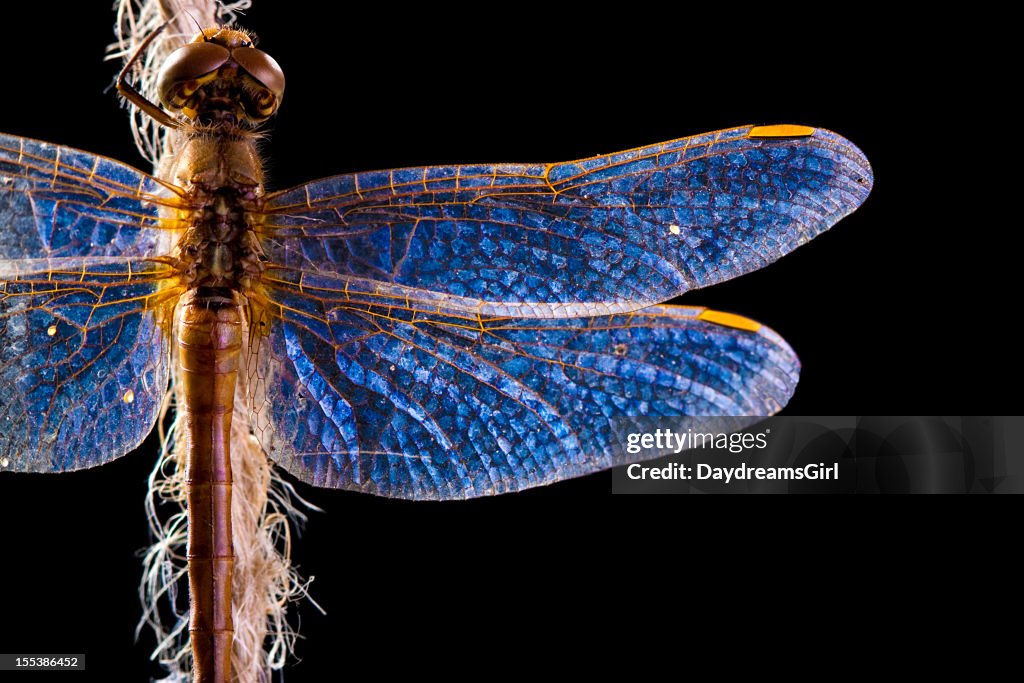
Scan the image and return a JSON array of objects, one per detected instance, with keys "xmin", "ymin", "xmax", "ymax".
[{"xmin": 0, "ymin": 4, "xmax": 1003, "ymax": 682}]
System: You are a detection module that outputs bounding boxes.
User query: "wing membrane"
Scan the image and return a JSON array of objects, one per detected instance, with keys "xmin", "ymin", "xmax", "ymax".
[
  {"xmin": 0, "ymin": 264, "xmax": 171, "ymax": 471},
  {"xmin": 0, "ymin": 134, "xmax": 176, "ymax": 471},
  {"xmin": 0, "ymin": 132, "xmax": 175, "ymax": 260},
  {"xmin": 251, "ymin": 288, "xmax": 799, "ymax": 499},
  {"xmin": 260, "ymin": 125, "xmax": 872, "ymax": 317}
]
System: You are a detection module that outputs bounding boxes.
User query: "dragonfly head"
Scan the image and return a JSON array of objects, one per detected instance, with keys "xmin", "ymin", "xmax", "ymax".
[{"xmin": 157, "ymin": 27, "xmax": 285, "ymax": 127}]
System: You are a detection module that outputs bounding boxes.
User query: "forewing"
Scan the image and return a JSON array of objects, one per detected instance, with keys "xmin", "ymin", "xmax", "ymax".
[
  {"xmin": 261, "ymin": 125, "xmax": 871, "ymax": 317},
  {"xmin": 250, "ymin": 295, "xmax": 798, "ymax": 500},
  {"xmin": 0, "ymin": 134, "xmax": 175, "ymax": 472},
  {"xmin": 0, "ymin": 132, "xmax": 173, "ymax": 260}
]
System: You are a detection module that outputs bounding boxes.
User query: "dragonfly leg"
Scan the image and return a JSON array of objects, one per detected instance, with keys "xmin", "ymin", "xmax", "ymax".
[{"xmin": 116, "ymin": 19, "xmax": 182, "ymax": 130}]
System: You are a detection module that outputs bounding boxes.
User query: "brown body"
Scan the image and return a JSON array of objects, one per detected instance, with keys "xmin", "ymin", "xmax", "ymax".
[
  {"xmin": 170, "ymin": 134, "xmax": 264, "ymax": 683},
  {"xmin": 179, "ymin": 300, "xmax": 241, "ymax": 683},
  {"xmin": 119, "ymin": 25, "xmax": 283, "ymax": 682}
]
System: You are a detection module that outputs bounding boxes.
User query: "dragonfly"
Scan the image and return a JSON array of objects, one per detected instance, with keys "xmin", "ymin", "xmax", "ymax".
[{"xmin": 0, "ymin": 4, "xmax": 872, "ymax": 681}]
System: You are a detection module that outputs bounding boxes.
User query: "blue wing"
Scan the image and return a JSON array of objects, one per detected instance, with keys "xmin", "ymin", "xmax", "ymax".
[
  {"xmin": 251, "ymin": 297, "xmax": 799, "ymax": 500},
  {"xmin": 0, "ymin": 134, "xmax": 174, "ymax": 472},
  {"xmin": 0, "ymin": 265, "xmax": 171, "ymax": 472},
  {"xmin": 0, "ymin": 132, "xmax": 174, "ymax": 260},
  {"xmin": 260, "ymin": 125, "xmax": 872, "ymax": 317}
]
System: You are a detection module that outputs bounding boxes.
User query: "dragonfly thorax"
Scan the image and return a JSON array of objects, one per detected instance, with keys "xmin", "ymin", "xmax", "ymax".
[
  {"xmin": 170, "ymin": 135, "xmax": 266, "ymax": 291},
  {"xmin": 175, "ymin": 190, "xmax": 264, "ymax": 290}
]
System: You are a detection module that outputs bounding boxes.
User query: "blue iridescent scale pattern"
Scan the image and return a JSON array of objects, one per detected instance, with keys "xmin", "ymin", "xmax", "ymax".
[
  {"xmin": 252, "ymin": 304, "xmax": 799, "ymax": 499},
  {"xmin": 262, "ymin": 126, "xmax": 871, "ymax": 315}
]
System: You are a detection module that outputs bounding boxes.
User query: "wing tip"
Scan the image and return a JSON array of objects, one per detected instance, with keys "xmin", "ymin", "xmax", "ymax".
[
  {"xmin": 746, "ymin": 123, "xmax": 874, "ymax": 198},
  {"xmin": 752, "ymin": 322, "xmax": 802, "ymax": 411},
  {"xmin": 811, "ymin": 126, "xmax": 874, "ymax": 202}
]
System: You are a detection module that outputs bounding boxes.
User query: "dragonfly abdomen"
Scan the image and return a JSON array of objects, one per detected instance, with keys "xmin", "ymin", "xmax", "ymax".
[{"xmin": 178, "ymin": 294, "xmax": 243, "ymax": 683}]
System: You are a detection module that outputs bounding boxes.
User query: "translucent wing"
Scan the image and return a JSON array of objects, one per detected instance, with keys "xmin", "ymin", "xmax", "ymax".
[
  {"xmin": 261, "ymin": 125, "xmax": 872, "ymax": 317},
  {"xmin": 0, "ymin": 132, "xmax": 174, "ymax": 260},
  {"xmin": 251, "ymin": 294, "xmax": 799, "ymax": 500},
  {"xmin": 0, "ymin": 134, "xmax": 174, "ymax": 472}
]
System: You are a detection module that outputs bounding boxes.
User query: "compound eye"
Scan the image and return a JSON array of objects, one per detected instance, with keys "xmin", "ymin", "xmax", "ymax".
[
  {"xmin": 231, "ymin": 47, "xmax": 285, "ymax": 103},
  {"xmin": 156, "ymin": 42, "xmax": 231, "ymax": 110}
]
